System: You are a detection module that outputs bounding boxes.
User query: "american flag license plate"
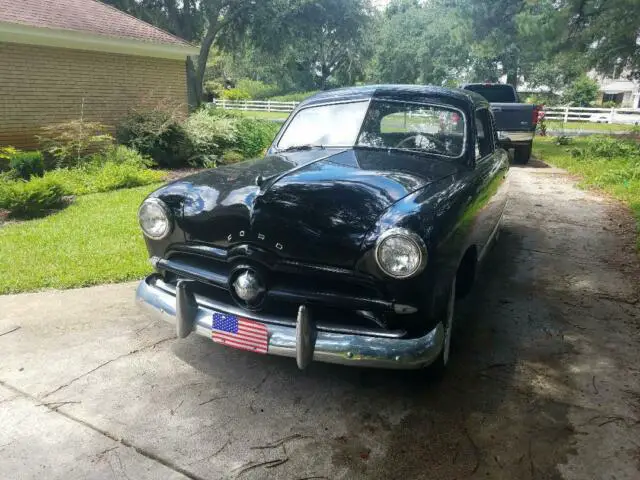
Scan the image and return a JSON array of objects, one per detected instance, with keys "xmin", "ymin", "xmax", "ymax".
[{"xmin": 211, "ymin": 311, "xmax": 269, "ymax": 354}]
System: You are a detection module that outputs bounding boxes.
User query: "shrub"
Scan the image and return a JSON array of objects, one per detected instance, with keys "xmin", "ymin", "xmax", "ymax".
[
  {"xmin": 204, "ymin": 80, "xmax": 226, "ymax": 98},
  {"xmin": 0, "ymin": 146, "xmax": 18, "ymax": 172},
  {"xmin": 268, "ymin": 91, "xmax": 318, "ymax": 103},
  {"xmin": 236, "ymin": 79, "xmax": 280, "ymax": 100},
  {"xmin": 570, "ymin": 135, "xmax": 640, "ymax": 160},
  {"xmin": 80, "ymin": 162, "xmax": 164, "ymax": 193},
  {"xmin": 117, "ymin": 109, "xmax": 190, "ymax": 168},
  {"xmin": 562, "ymin": 75, "xmax": 600, "ymax": 107},
  {"xmin": 9, "ymin": 151, "xmax": 45, "ymax": 180},
  {"xmin": 184, "ymin": 110, "xmax": 237, "ymax": 165},
  {"xmin": 91, "ymin": 145, "xmax": 154, "ymax": 168},
  {"xmin": 204, "ymin": 107, "xmax": 242, "ymax": 120},
  {"xmin": 38, "ymin": 120, "xmax": 114, "ymax": 168},
  {"xmin": 0, "ymin": 177, "xmax": 68, "ymax": 218},
  {"xmin": 221, "ymin": 88, "xmax": 251, "ymax": 101},
  {"xmin": 44, "ymin": 161, "xmax": 164, "ymax": 196},
  {"xmin": 234, "ymin": 118, "xmax": 280, "ymax": 158},
  {"xmin": 221, "ymin": 150, "xmax": 245, "ymax": 164}
]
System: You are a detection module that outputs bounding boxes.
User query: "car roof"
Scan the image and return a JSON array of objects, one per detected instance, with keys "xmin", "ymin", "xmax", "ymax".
[{"xmin": 300, "ymin": 84, "xmax": 490, "ymax": 111}]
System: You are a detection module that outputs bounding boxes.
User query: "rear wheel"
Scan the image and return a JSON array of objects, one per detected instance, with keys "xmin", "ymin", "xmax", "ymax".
[
  {"xmin": 426, "ymin": 277, "xmax": 456, "ymax": 378},
  {"xmin": 513, "ymin": 142, "xmax": 532, "ymax": 164}
]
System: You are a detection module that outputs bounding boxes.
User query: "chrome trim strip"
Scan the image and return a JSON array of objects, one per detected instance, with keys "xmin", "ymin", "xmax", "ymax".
[{"xmin": 137, "ymin": 276, "xmax": 444, "ymax": 369}]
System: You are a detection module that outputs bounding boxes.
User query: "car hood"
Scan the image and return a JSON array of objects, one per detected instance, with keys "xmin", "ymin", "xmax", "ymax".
[{"xmin": 169, "ymin": 148, "xmax": 458, "ymax": 268}]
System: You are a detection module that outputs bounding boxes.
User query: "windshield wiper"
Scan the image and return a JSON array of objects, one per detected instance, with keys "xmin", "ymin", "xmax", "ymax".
[{"xmin": 277, "ymin": 144, "xmax": 324, "ymax": 153}]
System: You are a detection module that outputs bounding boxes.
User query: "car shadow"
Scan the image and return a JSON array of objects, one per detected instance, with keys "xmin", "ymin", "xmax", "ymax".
[
  {"xmin": 170, "ymin": 217, "xmax": 589, "ymax": 478},
  {"xmin": 510, "ymin": 156, "xmax": 550, "ymax": 169}
]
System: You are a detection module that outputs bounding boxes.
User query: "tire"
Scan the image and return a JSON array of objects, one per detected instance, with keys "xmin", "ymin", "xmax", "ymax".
[
  {"xmin": 513, "ymin": 142, "xmax": 532, "ymax": 164},
  {"xmin": 426, "ymin": 277, "xmax": 456, "ymax": 379}
]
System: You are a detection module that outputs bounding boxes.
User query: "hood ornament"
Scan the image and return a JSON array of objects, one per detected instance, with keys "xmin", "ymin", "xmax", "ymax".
[{"xmin": 231, "ymin": 269, "xmax": 266, "ymax": 308}]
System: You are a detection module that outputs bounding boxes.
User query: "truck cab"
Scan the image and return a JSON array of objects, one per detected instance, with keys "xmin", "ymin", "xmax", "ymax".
[{"xmin": 462, "ymin": 83, "xmax": 540, "ymax": 164}]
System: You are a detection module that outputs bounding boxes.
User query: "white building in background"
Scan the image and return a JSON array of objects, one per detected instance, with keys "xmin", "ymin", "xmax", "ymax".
[{"xmin": 593, "ymin": 76, "xmax": 640, "ymax": 108}]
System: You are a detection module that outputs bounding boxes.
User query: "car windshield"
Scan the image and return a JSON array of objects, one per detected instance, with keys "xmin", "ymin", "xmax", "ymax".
[
  {"xmin": 276, "ymin": 101, "xmax": 370, "ymax": 150},
  {"xmin": 277, "ymin": 100, "xmax": 466, "ymax": 157}
]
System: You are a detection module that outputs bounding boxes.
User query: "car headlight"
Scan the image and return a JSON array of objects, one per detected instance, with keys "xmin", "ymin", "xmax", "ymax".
[
  {"xmin": 375, "ymin": 228, "xmax": 427, "ymax": 279},
  {"xmin": 138, "ymin": 198, "xmax": 173, "ymax": 240}
]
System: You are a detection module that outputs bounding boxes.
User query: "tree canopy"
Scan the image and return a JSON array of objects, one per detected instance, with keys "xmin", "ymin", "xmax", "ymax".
[{"xmin": 105, "ymin": 0, "xmax": 640, "ymax": 105}]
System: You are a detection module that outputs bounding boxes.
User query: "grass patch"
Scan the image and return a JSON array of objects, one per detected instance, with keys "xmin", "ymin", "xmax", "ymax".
[
  {"xmin": 0, "ymin": 184, "xmax": 161, "ymax": 294},
  {"xmin": 228, "ymin": 110, "xmax": 289, "ymax": 122},
  {"xmin": 546, "ymin": 120, "xmax": 636, "ymax": 132},
  {"xmin": 533, "ymin": 136, "xmax": 640, "ymax": 251}
]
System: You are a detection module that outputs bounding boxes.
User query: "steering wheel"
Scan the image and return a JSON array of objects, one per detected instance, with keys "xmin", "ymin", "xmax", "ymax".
[{"xmin": 395, "ymin": 134, "xmax": 447, "ymax": 153}]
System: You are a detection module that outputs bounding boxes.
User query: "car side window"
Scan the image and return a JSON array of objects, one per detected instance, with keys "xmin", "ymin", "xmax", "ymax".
[{"xmin": 475, "ymin": 109, "xmax": 494, "ymax": 159}]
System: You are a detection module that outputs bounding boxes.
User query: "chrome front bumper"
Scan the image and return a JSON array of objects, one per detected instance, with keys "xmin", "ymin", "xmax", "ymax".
[
  {"xmin": 497, "ymin": 131, "xmax": 535, "ymax": 143},
  {"xmin": 135, "ymin": 275, "xmax": 444, "ymax": 370}
]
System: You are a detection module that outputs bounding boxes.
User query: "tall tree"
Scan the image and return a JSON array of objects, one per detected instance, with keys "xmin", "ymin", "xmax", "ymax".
[
  {"xmin": 102, "ymin": 0, "xmax": 204, "ymax": 41},
  {"xmin": 448, "ymin": 0, "xmax": 526, "ymax": 86},
  {"xmin": 369, "ymin": 0, "xmax": 471, "ymax": 85},
  {"xmin": 566, "ymin": 0, "xmax": 640, "ymax": 78},
  {"xmin": 284, "ymin": 0, "xmax": 373, "ymax": 89}
]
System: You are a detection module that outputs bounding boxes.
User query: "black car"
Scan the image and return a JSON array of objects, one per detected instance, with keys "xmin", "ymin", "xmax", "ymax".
[{"xmin": 135, "ymin": 85, "xmax": 509, "ymax": 373}]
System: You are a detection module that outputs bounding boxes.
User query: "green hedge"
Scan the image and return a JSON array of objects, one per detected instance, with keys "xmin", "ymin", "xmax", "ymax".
[
  {"xmin": 116, "ymin": 110, "xmax": 190, "ymax": 169},
  {"xmin": 0, "ymin": 177, "xmax": 68, "ymax": 218},
  {"xmin": 268, "ymin": 91, "xmax": 319, "ymax": 103},
  {"xmin": 234, "ymin": 117, "xmax": 281, "ymax": 158},
  {"xmin": 0, "ymin": 146, "xmax": 164, "ymax": 218},
  {"xmin": 44, "ymin": 162, "xmax": 164, "ymax": 196},
  {"xmin": 117, "ymin": 108, "xmax": 280, "ymax": 168},
  {"xmin": 235, "ymin": 79, "xmax": 280, "ymax": 100},
  {"xmin": 9, "ymin": 151, "xmax": 45, "ymax": 180}
]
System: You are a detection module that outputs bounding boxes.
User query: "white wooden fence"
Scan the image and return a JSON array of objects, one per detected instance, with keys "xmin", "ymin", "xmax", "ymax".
[
  {"xmin": 210, "ymin": 99, "xmax": 640, "ymax": 125},
  {"xmin": 540, "ymin": 106, "xmax": 640, "ymax": 125},
  {"xmin": 210, "ymin": 99, "xmax": 298, "ymax": 113}
]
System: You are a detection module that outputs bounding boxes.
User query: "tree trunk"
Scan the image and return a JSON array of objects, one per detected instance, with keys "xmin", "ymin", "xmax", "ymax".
[
  {"xmin": 506, "ymin": 69, "xmax": 518, "ymax": 88},
  {"xmin": 186, "ymin": 56, "xmax": 199, "ymax": 112},
  {"xmin": 192, "ymin": 18, "xmax": 219, "ymax": 107}
]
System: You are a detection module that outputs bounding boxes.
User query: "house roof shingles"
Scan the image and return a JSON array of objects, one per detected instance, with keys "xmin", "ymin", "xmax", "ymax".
[{"xmin": 0, "ymin": 0, "xmax": 192, "ymax": 47}]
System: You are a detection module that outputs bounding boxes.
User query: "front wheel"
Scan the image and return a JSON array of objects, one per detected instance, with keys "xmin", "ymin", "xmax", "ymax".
[
  {"xmin": 426, "ymin": 277, "xmax": 456, "ymax": 378},
  {"xmin": 513, "ymin": 142, "xmax": 532, "ymax": 164}
]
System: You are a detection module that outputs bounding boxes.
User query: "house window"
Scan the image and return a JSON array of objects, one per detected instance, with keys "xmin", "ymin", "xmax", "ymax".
[{"xmin": 602, "ymin": 93, "xmax": 623, "ymax": 105}]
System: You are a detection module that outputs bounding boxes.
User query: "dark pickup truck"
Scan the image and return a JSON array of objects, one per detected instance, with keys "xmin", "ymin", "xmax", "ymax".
[{"xmin": 462, "ymin": 83, "xmax": 540, "ymax": 164}]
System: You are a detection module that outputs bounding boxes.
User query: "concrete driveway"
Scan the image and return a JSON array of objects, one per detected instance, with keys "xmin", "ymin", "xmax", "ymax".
[{"xmin": 1, "ymin": 160, "xmax": 639, "ymax": 480}]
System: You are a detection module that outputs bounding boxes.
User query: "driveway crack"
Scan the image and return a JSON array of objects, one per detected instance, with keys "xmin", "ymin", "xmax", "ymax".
[
  {"xmin": 0, "ymin": 380, "xmax": 206, "ymax": 480},
  {"xmin": 42, "ymin": 336, "xmax": 174, "ymax": 399},
  {"xmin": 0, "ymin": 326, "xmax": 21, "ymax": 337}
]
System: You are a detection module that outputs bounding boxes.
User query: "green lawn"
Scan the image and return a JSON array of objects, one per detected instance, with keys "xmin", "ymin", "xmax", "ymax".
[
  {"xmin": 533, "ymin": 137, "xmax": 640, "ymax": 251},
  {"xmin": 229, "ymin": 109, "xmax": 288, "ymax": 121},
  {"xmin": 546, "ymin": 120, "xmax": 636, "ymax": 132},
  {"xmin": 0, "ymin": 184, "xmax": 161, "ymax": 294}
]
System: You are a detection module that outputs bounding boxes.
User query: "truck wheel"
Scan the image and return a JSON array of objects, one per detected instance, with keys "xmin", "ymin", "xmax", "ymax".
[
  {"xmin": 513, "ymin": 142, "xmax": 532, "ymax": 164},
  {"xmin": 426, "ymin": 277, "xmax": 456, "ymax": 379}
]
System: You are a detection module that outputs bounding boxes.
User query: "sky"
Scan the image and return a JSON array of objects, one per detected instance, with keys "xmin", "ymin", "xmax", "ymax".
[{"xmin": 372, "ymin": 0, "xmax": 391, "ymax": 8}]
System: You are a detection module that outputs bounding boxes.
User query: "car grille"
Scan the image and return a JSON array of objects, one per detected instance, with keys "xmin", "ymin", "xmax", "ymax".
[{"xmin": 156, "ymin": 243, "xmax": 418, "ymax": 334}]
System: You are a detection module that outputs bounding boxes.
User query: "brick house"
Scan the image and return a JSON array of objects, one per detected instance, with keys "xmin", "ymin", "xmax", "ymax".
[{"xmin": 0, "ymin": 0, "xmax": 198, "ymax": 149}]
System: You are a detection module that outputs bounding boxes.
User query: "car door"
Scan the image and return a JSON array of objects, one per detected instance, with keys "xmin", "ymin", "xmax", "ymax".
[{"xmin": 469, "ymin": 107, "xmax": 509, "ymax": 260}]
